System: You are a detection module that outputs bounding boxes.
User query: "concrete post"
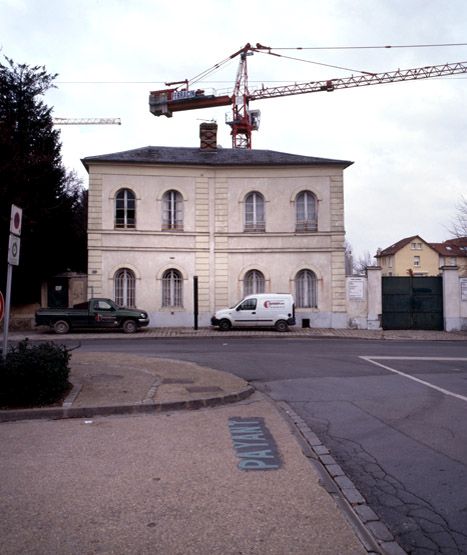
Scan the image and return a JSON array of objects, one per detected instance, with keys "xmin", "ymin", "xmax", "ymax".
[
  {"xmin": 367, "ymin": 266, "xmax": 382, "ymax": 330},
  {"xmin": 441, "ymin": 266, "xmax": 460, "ymax": 331}
]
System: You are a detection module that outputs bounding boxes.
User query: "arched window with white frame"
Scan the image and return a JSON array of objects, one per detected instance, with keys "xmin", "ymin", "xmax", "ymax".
[
  {"xmin": 162, "ymin": 190, "xmax": 183, "ymax": 230},
  {"xmin": 114, "ymin": 268, "xmax": 136, "ymax": 307},
  {"xmin": 296, "ymin": 191, "xmax": 317, "ymax": 232},
  {"xmin": 295, "ymin": 269, "xmax": 317, "ymax": 308},
  {"xmin": 162, "ymin": 269, "xmax": 183, "ymax": 307},
  {"xmin": 244, "ymin": 191, "xmax": 265, "ymax": 232},
  {"xmin": 244, "ymin": 269, "xmax": 265, "ymax": 296},
  {"xmin": 115, "ymin": 188, "xmax": 136, "ymax": 229}
]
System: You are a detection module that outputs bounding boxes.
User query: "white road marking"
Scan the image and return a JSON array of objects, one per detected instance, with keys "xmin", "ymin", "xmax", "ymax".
[{"xmin": 360, "ymin": 356, "xmax": 467, "ymax": 403}]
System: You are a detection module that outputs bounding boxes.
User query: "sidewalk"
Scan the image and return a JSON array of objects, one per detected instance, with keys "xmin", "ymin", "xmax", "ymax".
[
  {"xmin": 8, "ymin": 324, "xmax": 467, "ymax": 342},
  {"xmin": 0, "ymin": 347, "xmax": 408, "ymax": 554}
]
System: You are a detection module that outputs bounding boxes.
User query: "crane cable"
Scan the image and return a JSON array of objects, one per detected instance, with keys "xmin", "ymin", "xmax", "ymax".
[
  {"xmin": 253, "ymin": 48, "xmax": 376, "ymax": 76},
  {"xmin": 269, "ymin": 42, "xmax": 467, "ymax": 50}
]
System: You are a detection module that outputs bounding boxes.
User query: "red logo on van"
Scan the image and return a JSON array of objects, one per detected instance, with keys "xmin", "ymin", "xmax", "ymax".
[{"xmin": 263, "ymin": 300, "xmax": 284, "ymax": 308}]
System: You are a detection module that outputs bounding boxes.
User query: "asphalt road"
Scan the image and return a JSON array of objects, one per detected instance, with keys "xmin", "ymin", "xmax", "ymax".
[{"xmin": 74, "ymin": 337, "xmax": 467, "ymax": 554}]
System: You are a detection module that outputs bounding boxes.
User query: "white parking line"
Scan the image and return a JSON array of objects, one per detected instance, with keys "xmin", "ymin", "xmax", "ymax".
[{"xmin": 360, "ymin": 356, "xmax": 467, "ymax": 403}]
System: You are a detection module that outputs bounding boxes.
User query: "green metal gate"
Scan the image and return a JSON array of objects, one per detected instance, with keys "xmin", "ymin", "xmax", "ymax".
[{"xmin": 382, "ymin": 276, "xmax": 443, "ymax": 330}]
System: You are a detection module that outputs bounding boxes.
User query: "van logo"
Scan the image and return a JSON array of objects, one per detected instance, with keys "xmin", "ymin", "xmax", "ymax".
[{"xmin": 263, "ymin": 300, "xmax": 285, "ymax": 308}]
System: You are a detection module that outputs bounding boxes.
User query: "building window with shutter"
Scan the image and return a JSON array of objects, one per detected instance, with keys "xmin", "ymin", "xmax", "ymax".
[
  {"xmin": 244, "ymin": 270, "xmax": 265, "ymax": 296},
  {"xmin": 162, "ymin": 269, "xmax": 183, "ymax": 307},
  {"xmin": 114, "ymin": 268, "xmax": 136, "ymax": 307},
  {"xmin": 115, "ymin": 189, "xmax": 136, "ymax": 229},
  {"xmin": 295, "ymin": 269, "xmax": 317, "ymax": 308},
  {"xmin": 244, "ymin": 192, "xmax": 265, "ymax": 232},
  {"xmin": 162, "ymin": 190, "xmax": 183, "ymax": 230},
  {"xmin": 296, "ymin": 191, "xmax": 317, "ymax": 232}
]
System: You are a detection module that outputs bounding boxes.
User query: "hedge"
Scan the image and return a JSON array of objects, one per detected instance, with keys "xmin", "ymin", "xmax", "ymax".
[{"xmin": 0, "ymin": 340, "xmax": 71, "ymax": 407}]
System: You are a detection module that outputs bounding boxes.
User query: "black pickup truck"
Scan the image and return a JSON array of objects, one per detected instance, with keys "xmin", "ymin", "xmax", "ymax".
[{"xmin": 35, "ymin": 298, "xmax": 150, "ymax": 334}]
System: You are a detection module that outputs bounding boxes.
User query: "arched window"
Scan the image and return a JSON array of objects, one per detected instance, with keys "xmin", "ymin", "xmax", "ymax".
[
  {"xmin": 244, "ymin": 192, "xmax": 265, "ymax": 232},
  {"xmin": 162, "ymin": 269, "xmax": 183, "ymax": 307},
  {"xmin": 295, "ymin": 269, "xmax": 317, "ymax": 308},
  {"xmin": 296, "ymin": 191, "xmax": 317, "ymax": 232},
  {"xmin": 115, "ymin": 189, "xmax": 136, "ymax": 229},
  {"xmin": 114, "ymin": 268, "xmax": 136, "ymax": 307},
  {"xmin": 162, "ymin": 190, "xmax": 183, "ymax": 230},
  {"xmin": 244, "ymin": 270, "xmax": 265, "ymax": 296}
]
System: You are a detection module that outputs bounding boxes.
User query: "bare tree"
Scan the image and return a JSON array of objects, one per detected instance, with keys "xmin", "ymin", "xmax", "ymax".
[
  {"xmin": 344, "ymin": 241, "xmax": 353, "ymax": 276},
  {"xmin": 449, "ymin": 195, "xmax": 467, "ymax": 238},
  {"xmin": 354, "ymin": 250, "xmax": 376, "ymax": 275}
]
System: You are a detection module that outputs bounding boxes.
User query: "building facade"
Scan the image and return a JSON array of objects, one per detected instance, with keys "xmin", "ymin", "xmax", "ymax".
[
  {"xmin": 376, "ymin": 234, "xmax": 467, "ymax": 277},
  {"xmin": 82, "ymin": 126, "xmax": 353, "ymax": 328}
]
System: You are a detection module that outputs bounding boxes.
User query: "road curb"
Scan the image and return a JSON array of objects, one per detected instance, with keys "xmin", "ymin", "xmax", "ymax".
[
  {"xmin": 0, "ymin": 385, "xmax": 256, "ymax": 423},
  {"xmin": 278, "ymin": 402, "xmax": 407, "ymax": 555}
]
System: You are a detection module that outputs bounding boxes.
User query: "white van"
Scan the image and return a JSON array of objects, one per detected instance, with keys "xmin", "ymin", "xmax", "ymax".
[{"xmin": 211, "ymin": 294, "xmax": 296, "ymax": 332}]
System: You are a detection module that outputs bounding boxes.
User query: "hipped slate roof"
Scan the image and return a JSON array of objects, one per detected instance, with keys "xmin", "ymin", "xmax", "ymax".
[{"xmin": 81, "ymin": 146, "xmax": 353, "ymax": 171}]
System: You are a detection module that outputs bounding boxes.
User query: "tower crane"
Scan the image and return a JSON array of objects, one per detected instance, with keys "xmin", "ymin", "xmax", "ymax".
[
  {"xmin": 149, "ymin": 43, "xmax": 467, "ymax": 149},
  {"xmin": 53, "ymin": 117, "xmax": 121, "ymax": 125}
]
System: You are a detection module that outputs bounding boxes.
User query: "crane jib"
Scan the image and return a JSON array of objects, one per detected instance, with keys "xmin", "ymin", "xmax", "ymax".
[{"xmin": 248, "ymin": 61, "xmax": 467, "ymax": 100}]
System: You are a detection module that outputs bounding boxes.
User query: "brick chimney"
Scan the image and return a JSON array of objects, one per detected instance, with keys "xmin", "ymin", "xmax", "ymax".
[{"xmin": 199, "ymin": 122, "xmax": 218, "ymax": 150}]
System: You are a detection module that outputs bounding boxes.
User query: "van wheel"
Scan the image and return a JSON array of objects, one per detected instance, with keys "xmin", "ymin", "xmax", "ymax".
[
  {"xmin": 218, "ymin": 319, "xmax": 232, "ymax": 331},
  {"xmin": 122, "ymin": 319, "xmax": 137, "ymax": 334},
  {"xmin": 275, "ymin": 320, "xmax": 288, "ymax": 332},
  {"xmin": 54, "ymin": 320, "xmax": 70, "ymax": 334}
]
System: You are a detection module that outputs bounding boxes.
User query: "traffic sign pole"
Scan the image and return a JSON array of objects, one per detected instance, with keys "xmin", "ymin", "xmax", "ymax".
[
  {"xmin": 2, "ymin": 205, "xmax": 22, "ymax": 359},
  {"xmin": 2, "ymin": 264, "xmax": 12, "ymax": 359}
]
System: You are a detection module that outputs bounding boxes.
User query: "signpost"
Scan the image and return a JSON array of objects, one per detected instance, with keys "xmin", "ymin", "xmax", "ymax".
[
  {"xmin": 0, "ymin": 291, "xmax": 4, "ymax": 323},
  {"xmin": 2, "ymin": 205, "xmax": 22, "ymax": 359}
]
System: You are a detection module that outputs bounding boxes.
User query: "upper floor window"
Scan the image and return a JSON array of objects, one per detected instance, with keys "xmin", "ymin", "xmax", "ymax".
[
  {"xmin": 296, "ymin": 191, "xmax": 317, "ymax": 232},
  {"xmin": 413, "ymin": 256, "xmax": 421, "ymax": 267},
  {"xmin": 162, "ymin": 269, "xmax": 183, "ymax": 307},
  {"xmin": 295, "ymin": 269, "xmax": 317, "ymax": 308},
  {"xmin": 114, "ymin": 268, "xmax": 135, "ymax": 307},
  {"xmin": 115, "ymin": 189, "xmax": 136, "ymax": 229},
  {"xmin": 244, "ymin": 269, "xmax": 265, "ymax": 296},
  {"xmin": 411, "ymin": 242, "xmax": 422, "ymax": 250},
  {"xmin": 162, "ymin": 190, "xmax": 183, "ymax": 231},
  {"xmin": 244, "ymin": 192, "xmax": 265, "ymax": 232}
]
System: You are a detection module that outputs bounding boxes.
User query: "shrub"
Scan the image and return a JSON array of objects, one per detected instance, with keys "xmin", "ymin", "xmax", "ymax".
[{"xmin": 0, "ymin": 340, "xmax": 71, "ymax": 407}]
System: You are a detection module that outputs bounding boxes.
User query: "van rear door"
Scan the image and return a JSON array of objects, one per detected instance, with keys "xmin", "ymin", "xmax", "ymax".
[{"xmin": 231, "ymin": 297, "xmax": 259, "ymax": 327}]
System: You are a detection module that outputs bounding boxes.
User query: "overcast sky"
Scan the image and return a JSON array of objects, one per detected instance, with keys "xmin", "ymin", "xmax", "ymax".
[{"xmin": 2, "ymin": 0, "xmax": 466, "ymax": 261}]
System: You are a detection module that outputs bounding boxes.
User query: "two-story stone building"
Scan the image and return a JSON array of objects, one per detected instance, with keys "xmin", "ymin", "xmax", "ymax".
[{"xmin": 82, "ymin": 124, "xmax": 352, "ymax": 328}]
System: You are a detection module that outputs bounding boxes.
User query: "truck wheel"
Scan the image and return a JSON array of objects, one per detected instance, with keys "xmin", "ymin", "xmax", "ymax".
[
  {"xmin": 122, "ymin": 319, "xmax": 137, "ymax": 334},
  {"xmin": 218, "ymin": 319, "xmax": 232, "ymax": 331},
  {"xmin": 275, "ymin": 320, "xmax": 288, "ymax": 332},
  {"xmin": 54, "ymin": 320, "xmax": 70, "ymax": 334}
]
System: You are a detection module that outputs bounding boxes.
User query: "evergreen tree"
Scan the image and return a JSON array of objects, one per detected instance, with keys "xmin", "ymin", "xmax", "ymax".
[{"xmin": 0, "ymin": 57, "xmax": 86, "ymax": 304}]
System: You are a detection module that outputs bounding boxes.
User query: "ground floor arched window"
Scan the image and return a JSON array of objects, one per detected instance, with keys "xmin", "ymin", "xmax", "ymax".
[
  {"xmin": 162, "ymin": 269, "xmax": 183, "ymax": 307},
  {"xmin": 114, "ymin": 268, "xmax": 136, "ymax": 307},
  {"xmin": 244, "ymin": 269, "xmax": 265, "ymax": 296},
  {"xmin": 295, "ymin": 269, "xmax": 317, "ymax": 308}
]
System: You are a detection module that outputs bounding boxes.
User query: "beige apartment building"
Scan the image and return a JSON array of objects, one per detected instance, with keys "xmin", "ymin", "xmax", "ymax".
[
  {"xmin": 376, "ymin": 235, "xmax": 467, "ymax": 277},
  {"xmin": 82, "ymin": 124, "xmax": 353, "ymax": 328}
]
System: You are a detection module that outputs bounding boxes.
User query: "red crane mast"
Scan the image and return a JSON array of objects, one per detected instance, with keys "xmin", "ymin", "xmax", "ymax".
[{"xmin": 149, "ymin": 44, "xmax": 467, "ymax": 149}]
